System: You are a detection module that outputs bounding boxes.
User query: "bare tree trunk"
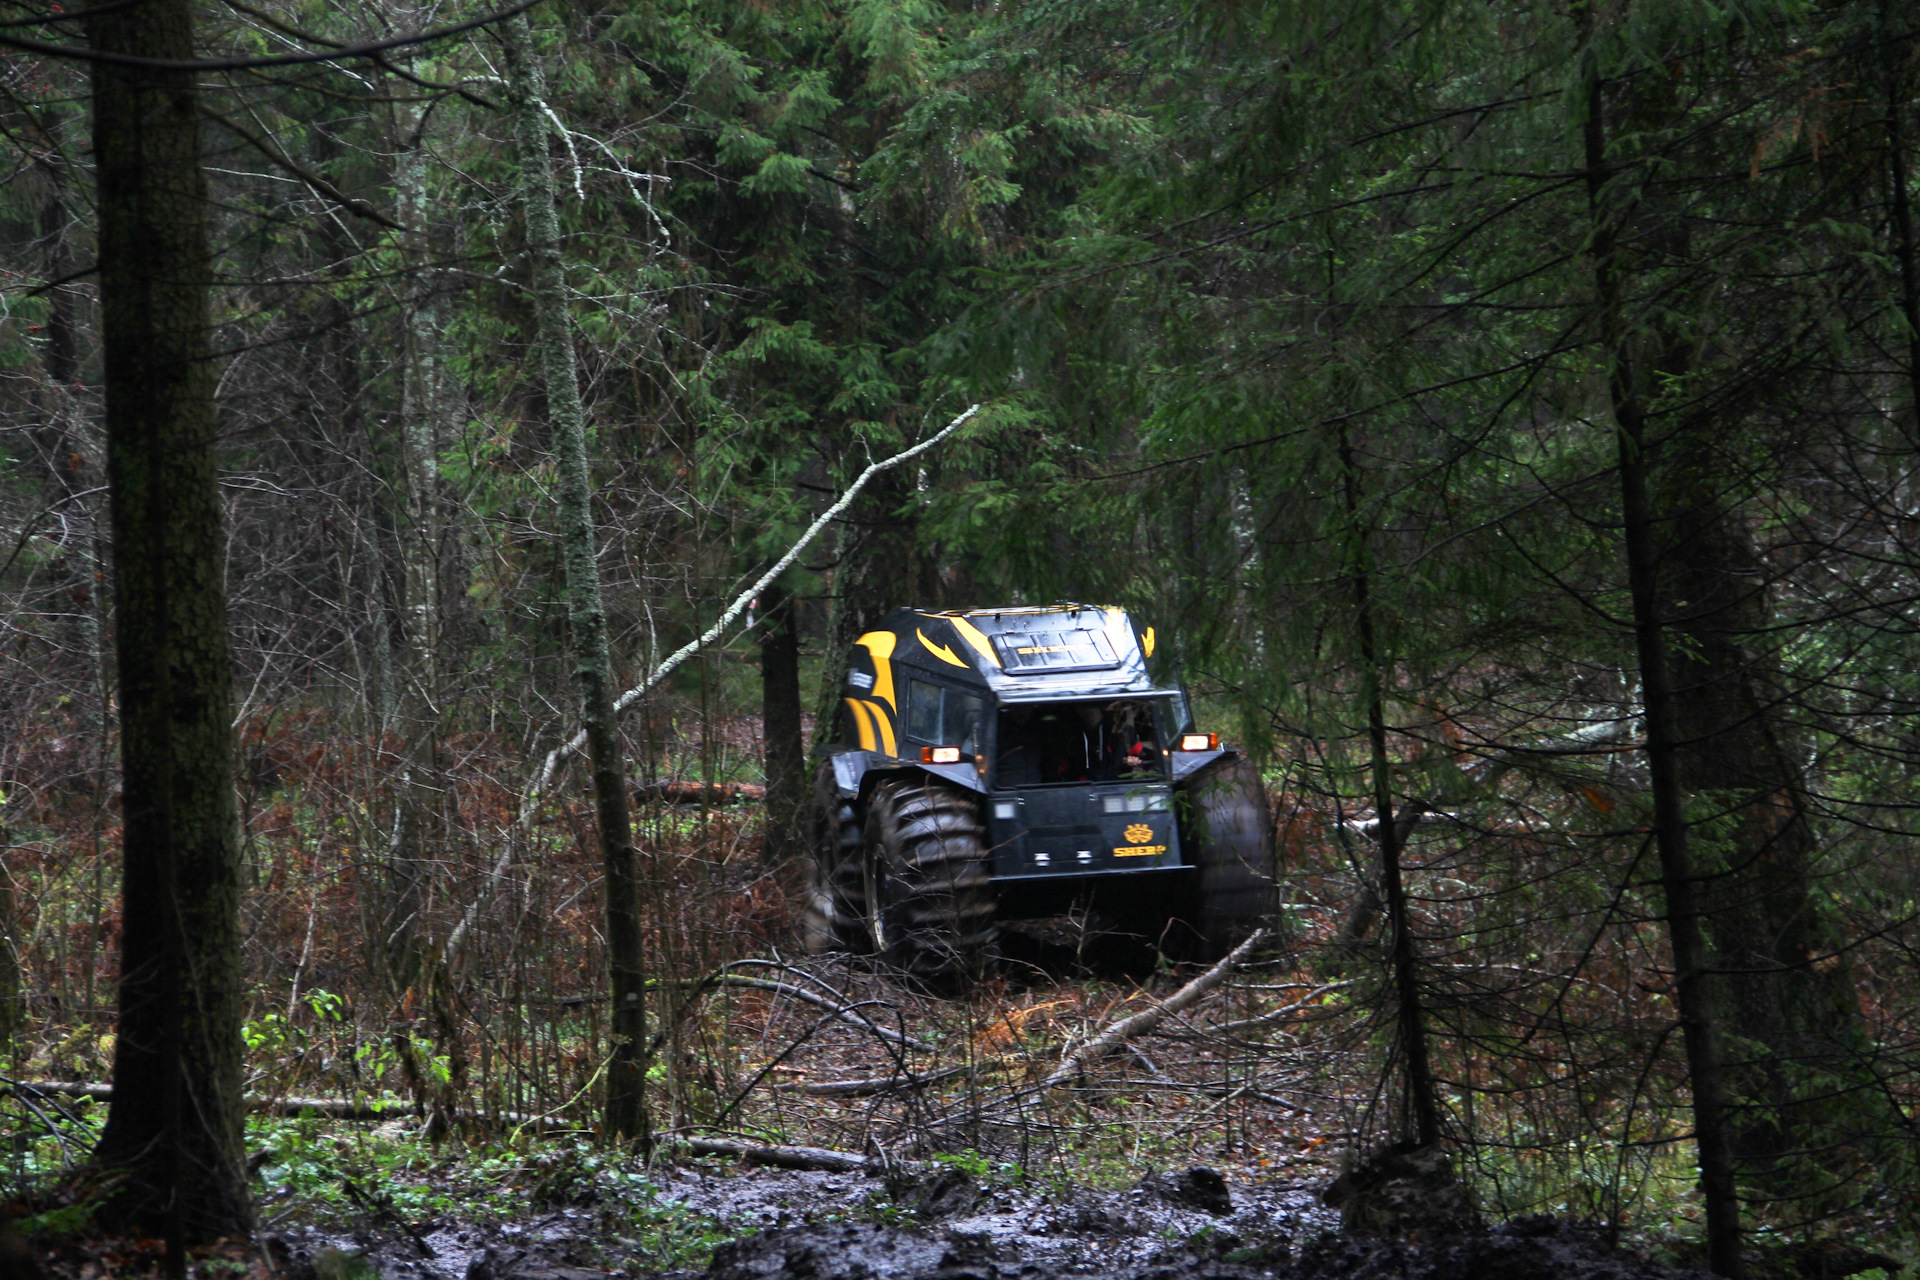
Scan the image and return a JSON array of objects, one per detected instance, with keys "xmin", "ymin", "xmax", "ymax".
[
  {"xmin": 380, "ymin": 93, "xmax": 446, "ymax": 991},
  {"xmin": 1656, "ymin": 448, "xmax": 1894, "ymax": 1182},
  {"xmin": 504, "ymin": 12, "xmax": 649, "ymax": 1145},
  {"xmin": 86, "ymin": 0, "xmax": 252, "ymax": 1247},
  {"xmin": 760, "ymin": 575, "xmax": 805, "ymax": 862},
  {"xmin": 1583, "ymin": 59, "xmax": 1744, "ymax": 1279}
]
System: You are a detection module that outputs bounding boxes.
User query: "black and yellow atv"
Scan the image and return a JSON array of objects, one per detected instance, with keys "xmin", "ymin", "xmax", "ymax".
[{"xmin": 804, "ymin": 604, "xmax": 1275, "ymax": 987}]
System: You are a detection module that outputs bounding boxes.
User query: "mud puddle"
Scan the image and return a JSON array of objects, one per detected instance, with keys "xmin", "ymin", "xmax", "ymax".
[
  {"xmin": 261, "ymin": 1158, "xmax": 1716, "ymax": 1280},
  {"xmin": 264, "ymin": 1158, "xmax": 1331, "ymax": 1279}
]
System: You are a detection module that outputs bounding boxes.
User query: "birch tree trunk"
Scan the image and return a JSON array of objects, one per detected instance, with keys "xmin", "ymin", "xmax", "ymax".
[
  {"xmin": 380, "ymin": 88, "xmax": 447, "ymax": 990},
  {"xmin": 504, "ymin": 12, "xmax": 649, "ymax": 1144},
  {"xmin": 86, "ymin": 0, "xmax": 252, "ymax": 1243}
]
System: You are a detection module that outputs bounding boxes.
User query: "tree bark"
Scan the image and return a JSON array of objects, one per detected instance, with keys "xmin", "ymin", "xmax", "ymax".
[
  {"xmin": 378, "ymin": 90, "xmax": 447, "ymax": 992},
  {"xmin": 759, "ymin": 575, "xmax": 805, "ymax": 862},
  {"xmin": 1656, "ymin": 449, "xmax": 1890, "ymax": 1181},
  {"xmin": 504, "ymin": 12, "xmax": 649, "ymax": 1145},
  {"xmin": 85, "ymin": 0, "xmax": 251, "ymax": 1243},
  {"xmin": 1583, "ymin": 8, "xmax": 1891, "ymax": 1209},
  {"xmin": 1583, "ymin": 58, "xmax": 1744, "ymax": 1279}
]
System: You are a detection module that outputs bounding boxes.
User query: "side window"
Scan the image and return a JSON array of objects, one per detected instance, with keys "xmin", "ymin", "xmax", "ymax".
[
  {"xmin": 908, "ymin": 679, "xmax": 943, "ymax": 743},
  {"xmin": 907, "ymin": 680, "xmax": 983, "ymax": 751},
  {"xmin": 950, "ymin": 691, "xmax": 983, "ymax": 755}
]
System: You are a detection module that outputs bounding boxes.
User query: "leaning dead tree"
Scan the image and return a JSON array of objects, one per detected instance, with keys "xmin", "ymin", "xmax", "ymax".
[
  {"xmin": 440, "ymin": 403, "xmax": 982, "ymax": 963},
  {"xmin": 514, "ymin": 401, "xmax": 982, "ymax": 828}
]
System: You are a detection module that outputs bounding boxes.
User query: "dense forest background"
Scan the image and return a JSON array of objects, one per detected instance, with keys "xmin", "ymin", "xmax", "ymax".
[{"xmin": 2, "ymin": 0, "xmax": 1920, "ymax": 1270}]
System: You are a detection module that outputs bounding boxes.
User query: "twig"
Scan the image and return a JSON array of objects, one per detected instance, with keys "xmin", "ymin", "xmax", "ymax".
[
  {"xmin": 341, "ymin": 1176, "xmax": 437, "ymax": 1257},
  {"xmin": 3, "ymin": 1089, "xmax": 80, "ymax": 1161},
  {"xmin": 708, "ymin": 1003, "xmax": 900, "ymax": 1127},
  {"xmin": 773, "ymin": 1063, "xmax": 975, "ymax": 1097},
  {"xmin": 201, "ymin": 105, "xmax": 404, "ymax": 229},
  {"xmin": 1038, "ymin": 929, "xmax": 1267, "ymax": 1090},
  {"xmin": 1203, "ymin": 980, "xmax": 1356, "ymax": 1036},
  {"xmin": 1110, "ymin": 1077, "xmax": 1310, "ymax": 1112},
  {"xmin": 1125, "ymin": 1043, "xmax": 1177, "ymax": 1086},
  {"xmin": 702, "ymin": 973, "xmax": 931, "ymax": 1052}
]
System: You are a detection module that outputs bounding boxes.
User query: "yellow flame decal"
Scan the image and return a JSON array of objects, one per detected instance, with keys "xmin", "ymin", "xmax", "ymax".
[
  {"xmin": 1143, "ymin": 626, "xmax": 1156, "ymax": 658},
  {"xmin": 949, "ymin": 616, "xmax": 1000, "ymax": 667},
  {"xmin": 855, "ymin": 631, "xmax": 897, "ymax": 709},
  {"xmin": 862, "ymin": 699, "xmax": 897, "ymax": 756},
  {"xmin": 843, "ymin": 697, "xmax": 876, "ymax": 751},
  {"xmin": 918, "ymin": 628, "xmax": 968, "ymax": 668}
]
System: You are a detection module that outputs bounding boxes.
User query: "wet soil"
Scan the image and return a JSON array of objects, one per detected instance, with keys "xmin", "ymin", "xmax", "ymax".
[{"xmin": 257, "ymin": 1159, "xmax": 1712, "ymax": 1280}]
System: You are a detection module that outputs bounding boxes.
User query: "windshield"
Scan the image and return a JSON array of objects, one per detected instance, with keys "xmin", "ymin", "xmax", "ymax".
[{"xmin": 993, "ymin": 698, "xmax": 1176, "ymax": 786}]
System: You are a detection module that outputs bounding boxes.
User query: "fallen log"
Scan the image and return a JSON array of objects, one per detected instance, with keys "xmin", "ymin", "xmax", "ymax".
[
  {"xmin": 1039, "ymin": 929, "xmax": 1267, "ymax": 1090},
  {"xmin": 6, "ymin": 1082, "xmax": 910, "ymax": 1176},
  {"xmin": 679, "ymin": 1137, "xmax": 878, "ymax": 1173},
  {"xmin": 633, "ymin": 781, "xmax": 766, "ymax": 806},
  {"xmin": 3, "ymin": 1079, "xmax": 542, "ymax": 1125}
]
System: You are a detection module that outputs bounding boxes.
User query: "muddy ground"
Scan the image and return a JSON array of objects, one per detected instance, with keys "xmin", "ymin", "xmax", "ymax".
[{"xmin": 254, "ymin": 1158, "xmax": 1716, "ymax": 1280}]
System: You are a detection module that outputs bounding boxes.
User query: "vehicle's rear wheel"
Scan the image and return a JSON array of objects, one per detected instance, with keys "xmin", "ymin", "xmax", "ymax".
[
  {"xmin": 864, "ymin": 776, "xmax": 997, "ymax": 989},
  {"xmin": 801, "ymin": 762, "xmax": 867, "ymax": 954},
  {"xmin": 1167, "ymin": 754, "xmax": 1276, "ymax": 959}
]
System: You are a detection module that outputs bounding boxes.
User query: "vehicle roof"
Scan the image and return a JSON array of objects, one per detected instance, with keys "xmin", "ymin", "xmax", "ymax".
[{"xmin": 859, "ymin": 604, "xmax": 1177, "ymax": 703}]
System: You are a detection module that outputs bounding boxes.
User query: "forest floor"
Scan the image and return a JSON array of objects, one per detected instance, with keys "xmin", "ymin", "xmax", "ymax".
[
  {"xmin": 247, "ymin": 1159, "xmax": 1718, "ymax": 1280},
  {"xmin": 22, "ymin": 1151, "xmax": 1725, "ymax": 1280},
  {"xmin": 6, "ymin": 744, "xmax": 1882, "ymax": 1280},
  {"xmin": 13, "ymin": 920, "xmax": 1750, "ymax": 1280}
]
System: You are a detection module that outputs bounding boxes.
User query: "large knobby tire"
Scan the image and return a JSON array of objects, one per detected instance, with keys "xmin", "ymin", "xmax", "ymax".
[
  {"xmin": 864, "ymin": 777, "xmax": 997, "ymax": 990},
  {"xmin": 1170, "ymin": 754, "xmax": 1276, "ymax": 959},
  {"xmin": 801, "ymin": 762, "xmax": 868, "ymax": 954}
]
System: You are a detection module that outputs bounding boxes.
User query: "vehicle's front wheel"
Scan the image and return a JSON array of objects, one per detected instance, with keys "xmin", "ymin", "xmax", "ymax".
[
  {"xmin": 1168, "ymin": 754, "xmax": 1276, "ymax": 959},
  {"xmin": 864, "ymin": 776, "xmax": 997, "ymax": 989}
]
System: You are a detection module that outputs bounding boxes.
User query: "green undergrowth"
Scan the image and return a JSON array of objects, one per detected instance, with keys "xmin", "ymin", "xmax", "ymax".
[
  {"xmin": 0, "ymin": 1099, "xmax": 733, "ymax": 1272},
  {"xmin": 252, "ymin": 1119, "xmax": 733, "ymax": 1269},
  {"xmin": 1470, "ymin": 1136, "xmax": 1917, "ymax": 1278}
]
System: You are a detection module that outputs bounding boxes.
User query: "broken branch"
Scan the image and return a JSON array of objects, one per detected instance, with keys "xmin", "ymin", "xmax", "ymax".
[{"xmin": 1038, "ymin": 929, "xmax": 1267, "ymax": 1090}]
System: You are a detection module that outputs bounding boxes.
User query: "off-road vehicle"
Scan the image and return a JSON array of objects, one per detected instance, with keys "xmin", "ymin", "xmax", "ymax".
[{"xmin": 804, "ymin": 604, "xmax": 1275, "ymax": 986}]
